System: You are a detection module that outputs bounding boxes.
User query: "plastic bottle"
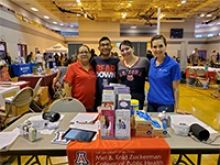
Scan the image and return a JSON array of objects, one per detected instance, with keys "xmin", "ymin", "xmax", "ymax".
[
  {"xmin": 205, "ymin": 64, "xmax": 209, "ymax": 71},
  {"xmin": 37, "ymin": 66, "xmax": 42, "ymax": 75},
  {"xmin": 130, "ymin": 99, "xmax": 139, "ymax": 111},
  {"xmin": 53, "ymin": 64, "xmax": 57, "ymax": 72}
]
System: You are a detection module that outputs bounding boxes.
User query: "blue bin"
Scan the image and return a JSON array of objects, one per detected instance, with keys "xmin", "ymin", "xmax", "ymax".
[{"xmin": 11, "ymin": 64, "xmax": 32, "ymax": 76}]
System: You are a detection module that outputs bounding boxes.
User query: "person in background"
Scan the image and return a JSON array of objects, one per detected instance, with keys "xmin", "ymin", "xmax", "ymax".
[
  {"xmin": 89, "ymin": 48, "xmax": 97, "ymax": 62},
  {"xmin": 189, "ymin": 48, "xmax": 200, "ymax": 66},
  {"xmin": 54, "ymin": 53, "xmax": 60, "ymax": 66},
  {"xmin": 91, "ymin": 36, "xmax": 120, "ymax": 109},
  {"xmin": 4, "ymin": 52, "xmax": 12, "ymax": 65},
  {"xmin": 64, "ymin": 45, "xmax": 97, "ymax": 112},
  {"xmin": 112, "ymin": 52, "xmax": 119, "ymax": 58},
  {"xmin": 52, "ymin": 56, "xmax": 75, "ymax": 91},
  {"xmin": 146, "ymin": 50, "xmax": 154, "ymax": 61},
  {"xmin": 216, "ymin": 52, "xmax": 220, "ymax": 63},
  {"xmin": 210, "ymin": 50, "xmax": 216, "ymax": 67},
  {"xmin": 0, "ymin": 55, "xmax": 10, "ymax": 81},
  {"xmin": 0, "ymin": 55, "xmax": 6, "ymax": 67},
  {"xmin": 26, "ymin": 52, "xmax": 33, "ymax": 64},
  {"xmin": 35, "ymin": 51, "xmax": 44, "ymax": 68},
  {"xmin": 147, "ymin": 34, "xmax": 181, "ymax": 112},
  {"xmin": 60, "ymin": 53, "xmax": 65, "ymax": 66},
  {"xmin": 118, "ymin": 40, "xmax": 149, "ymax": 110}
]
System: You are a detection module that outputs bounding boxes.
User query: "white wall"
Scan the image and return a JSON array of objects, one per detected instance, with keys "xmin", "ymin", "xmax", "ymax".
[{"xmin": 0, "ymin": 8, "xmax": 64, "ymax": 60}]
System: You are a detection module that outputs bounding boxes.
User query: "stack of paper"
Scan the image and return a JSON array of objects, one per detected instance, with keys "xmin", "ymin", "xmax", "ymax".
[{"xmin": 0, "ymin": 129, "xmax": 20, "ymax": 150}]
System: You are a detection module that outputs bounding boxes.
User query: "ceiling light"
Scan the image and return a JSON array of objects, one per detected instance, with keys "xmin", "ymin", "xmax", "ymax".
[
  {"xmin": 78, "ymin": 2, "xmax": 82, "ymax": 6},
  {"xmin": 60, "ymin": 23, "xmax": 64, "ymax": 26},
  {"xmin": 76, "ymin": 0, "xmax": 81, "ymax": 2},
  {"xmin": 195, "ymin": 25, "xmax": 200, "ymax": 28},
  {"xmin": 181, "ymin": 0, "xmax": 186, "ymax": 4},
  {"xmin": 53, "ymin": 21, "xmax": 57, "ymax": 24},
  {"xmin": 177, "ymin": 4, "xmax": 181, "ymax": 7},
  {"xmin": 70, "ymin": 25, "xmax": 74, "ymax": 27},
  {"xmin": 206, "ymin": 14, "xmax": 212, "ymax": 17},
  {"xmin": 44, "ymin": 15, "xmax": 49, "ymax": 19},
  {"xmin": 76, "ymin": 13, "xmax": 81, "ymax": 17},
  {"xmin": 159, "ymin": 13, "xmax": 165, "ymax": 19},
  {"xmin": 207, "ymin": 33, "xmax": 213, "ymax": 38},
  {"xmin": 217, "ymin": 22, "xmax": 220, "ymax": 25},
  {"xmin": 219, "ymin": 33, "xmax": 220, "ymax": 36},
  {"xmin": 200, "ymin": 14, "xmax": 205, "ymax": 17},
  {"xmin": 122, "ymin": 12, "xmax": 127, "ymax": 19},
  {"xmin": 131, "ymin": 25, "xmax": 136, "ymax": 29},
  {"xmin": 31, "ymin": 7, "xmax": 38, "ymax": 11},
  {"xmin": 127, "ymin": 3, "xmax": 132, "ymax": 7},
  {"xmin": 195, "ymin": 35, "xmax": 202, "ymax": 38}
]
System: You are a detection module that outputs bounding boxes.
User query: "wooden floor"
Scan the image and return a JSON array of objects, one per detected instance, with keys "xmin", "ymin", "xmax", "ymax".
[{"xmin": 7, "ymin": 83, "xmax": 220, "ymax": 165}]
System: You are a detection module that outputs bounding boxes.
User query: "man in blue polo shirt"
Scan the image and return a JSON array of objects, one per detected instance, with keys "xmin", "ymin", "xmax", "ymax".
[{"xmin": 147, "ymin": 34, "xmax": 181, "ymax": 112}]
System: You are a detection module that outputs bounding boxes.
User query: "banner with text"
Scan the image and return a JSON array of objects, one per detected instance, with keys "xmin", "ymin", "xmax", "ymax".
[{"xmin": 67, "ymin": 138, "xmax": 170, "ymax": 165}]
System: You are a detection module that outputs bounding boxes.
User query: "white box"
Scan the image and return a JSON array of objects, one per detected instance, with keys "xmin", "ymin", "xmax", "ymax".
[{"xmin": 115, "ymin": 109, "xmax": 131, "ymax": 140}]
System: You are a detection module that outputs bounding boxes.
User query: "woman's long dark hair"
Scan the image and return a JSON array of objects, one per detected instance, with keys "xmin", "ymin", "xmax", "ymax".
[{"xmin": 105, "ymin": 116, "xmax": 110, "ymax": 128}]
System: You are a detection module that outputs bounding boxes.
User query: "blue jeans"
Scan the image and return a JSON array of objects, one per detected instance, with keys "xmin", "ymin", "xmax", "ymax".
[{"xmin": 147, "ymin": 102, "xmax": 174, "ymax": 112}]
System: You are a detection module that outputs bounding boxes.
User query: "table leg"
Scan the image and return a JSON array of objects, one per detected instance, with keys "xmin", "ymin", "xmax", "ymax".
[
  {"xmin": 17, "ymin": 155, "xmax": 21, "ymax": 165},
  {"xmin": 197, "ymin": 154, "xmax": 201, "ymax": 165}
]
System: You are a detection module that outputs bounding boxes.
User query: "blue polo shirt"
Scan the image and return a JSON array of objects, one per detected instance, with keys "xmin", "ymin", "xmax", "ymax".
[{"xmin": 148, "ymin": 55, "xmax": 181, "ymax": 105}]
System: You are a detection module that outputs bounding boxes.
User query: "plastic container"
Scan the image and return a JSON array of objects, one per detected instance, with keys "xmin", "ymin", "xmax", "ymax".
[
  {"xmin": 130, "ymin": 99, "xmax": 139, "ymax": 111},
  {"xmin": 172, "ymin": 123, "xmax": 189, "ymax": 136}
]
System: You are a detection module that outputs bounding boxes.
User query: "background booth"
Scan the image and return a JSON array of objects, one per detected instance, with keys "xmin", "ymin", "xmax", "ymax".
[{"xmin": 45, "ymin": 43, "xmax": 68, "ymax": 54}]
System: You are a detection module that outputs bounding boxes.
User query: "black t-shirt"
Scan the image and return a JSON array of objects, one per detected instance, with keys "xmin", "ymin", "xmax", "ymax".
[{"xmin": 91, "ymin": 56, "xmax": 120, "ymax": 106}]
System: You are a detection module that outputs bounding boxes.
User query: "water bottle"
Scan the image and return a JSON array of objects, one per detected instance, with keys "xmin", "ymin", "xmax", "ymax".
[
  {"xmin": 205, "ymin": 64, "xmax": 209, "ymax": 71},
  {"xmin": 53, "ymin": 65, "xmax": 57, "ymax": 72},
  {"xmin": 37, "ymin": 66, "xmax": 42, "ymax": 75}
]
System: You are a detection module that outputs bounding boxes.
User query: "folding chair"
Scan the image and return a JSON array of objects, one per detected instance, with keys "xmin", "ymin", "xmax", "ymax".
[
  {"xmin": 1, "ymin": 87, "xmax": 34, "ymax": 129},
  {"xmin": 31, "ymin": 78, "xmax": 44, "ymax": 112},
  {"xmin": 196, "ymin": 68, "xmax": 210, "ymax": 88},
  {"xmin": 46, "ymin": 97, "xmax": 86, "ymax": 165},
  {"xmin": 211, "ymin": 71, "xmax": 220, "ymax": 98},
  {"xmin": 186, "ymin": 67, "xmax": 197, "ymax": 86}
]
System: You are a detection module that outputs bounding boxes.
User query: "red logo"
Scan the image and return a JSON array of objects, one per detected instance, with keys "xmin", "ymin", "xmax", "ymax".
[{"xmin": 75, "ymin": 152, "xmax": 89, "ymax": 165}]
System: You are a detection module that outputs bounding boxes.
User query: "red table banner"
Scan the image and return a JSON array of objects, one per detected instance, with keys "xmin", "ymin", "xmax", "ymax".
[{"xmin": 67, "ymin": 137, "xmax": 170, "ymax": 165}]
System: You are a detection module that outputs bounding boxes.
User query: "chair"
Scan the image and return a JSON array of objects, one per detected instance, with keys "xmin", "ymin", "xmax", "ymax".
[
  {"xmin": 186, "ymin": 67, "xmax": 197, "ymax": 86},
  {"xmin": 31, "ymin": 78, "xmax": 44, "ymax": 112},
  {"xmin": 48, "ymin": 97, "xmax": 86, "ymax": 112},
  {"xmin": 34, "ymin": 78, "xmax": 43, "ymax": 97},
  {"xmin": 211, "ymin": 71, "xmax": 220, "ymax": 98},
  {"xmin": 196, "ymin": 68, "xmax": 210, "ymax": 88},
  {"xmin": 1, "ymin": 87, "xmax": 34, "ymax": 129},
  {"xmin": 46, "ymin": 97, "xmax": 86, "ymax": 165}
]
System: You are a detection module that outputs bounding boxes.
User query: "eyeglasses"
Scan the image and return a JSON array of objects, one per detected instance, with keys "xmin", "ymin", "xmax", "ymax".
[
  {"xmin": 79, "ymin": 51, "xmax": 89, "ymax": 55},
  {"xmin": 100, "ymin": 43, "xmax": 111, "ymax": 47}
]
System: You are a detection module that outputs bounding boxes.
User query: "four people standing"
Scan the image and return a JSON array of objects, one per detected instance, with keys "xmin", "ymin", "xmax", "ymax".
[{"xmin": 63, "ymin": 35, "xmax": 181, "ymax": 113}]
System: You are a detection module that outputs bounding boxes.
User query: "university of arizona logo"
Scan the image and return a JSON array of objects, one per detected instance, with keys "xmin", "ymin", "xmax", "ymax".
[{"xmin": 75, "ymin": 152, "xmax": 89, "ymax": 165}]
